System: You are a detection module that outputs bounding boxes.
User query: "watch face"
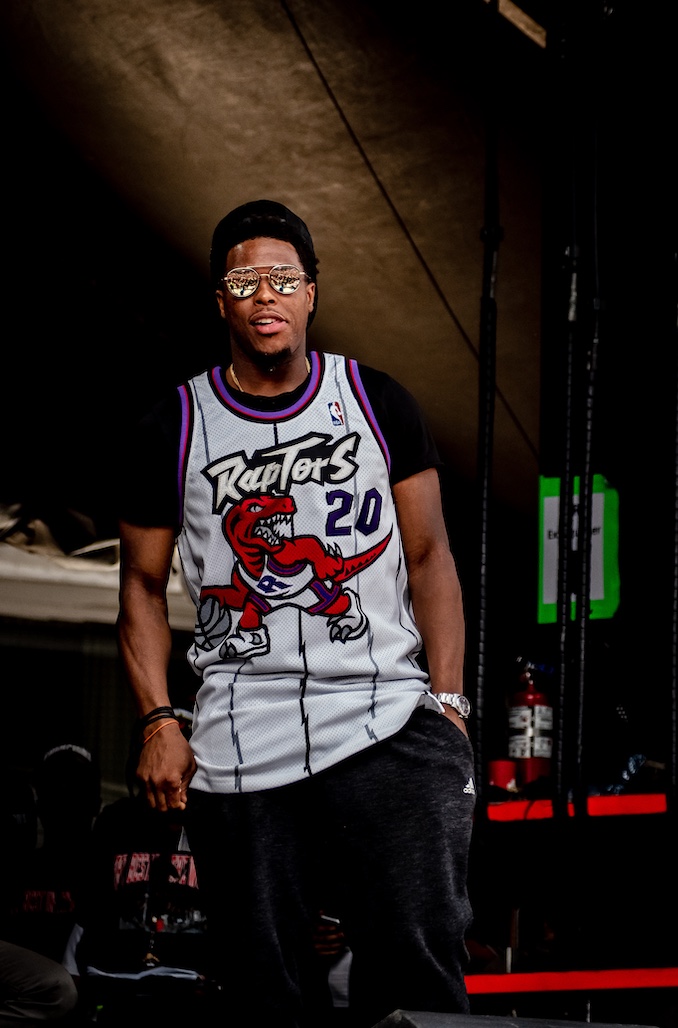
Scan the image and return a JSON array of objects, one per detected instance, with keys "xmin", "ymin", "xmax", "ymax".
[{"xmin": 455, "ymin": 695, "xmax": 471, "ymax": 717}]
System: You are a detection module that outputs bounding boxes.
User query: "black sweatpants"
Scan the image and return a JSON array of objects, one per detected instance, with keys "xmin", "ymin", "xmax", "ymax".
[{"xmin": 185, "ymin": 707, "xmax": 475, "ymax": 1028}]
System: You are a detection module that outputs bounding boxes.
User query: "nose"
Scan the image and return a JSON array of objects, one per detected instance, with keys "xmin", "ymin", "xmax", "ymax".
[{"xmin": 254, "ymin": 274, "xmax": 277, "ymax": 302}]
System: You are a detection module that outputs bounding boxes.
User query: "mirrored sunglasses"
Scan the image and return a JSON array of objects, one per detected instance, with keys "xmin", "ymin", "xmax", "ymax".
[{"xmin": 221, "ymin": 264, "xmax": 310, "ymax": 298}]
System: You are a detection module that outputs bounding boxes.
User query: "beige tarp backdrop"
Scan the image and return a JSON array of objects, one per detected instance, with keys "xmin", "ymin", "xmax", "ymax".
[{"xmin": 0, "ymin": 0, "xmax": 543, "ymax": 516}]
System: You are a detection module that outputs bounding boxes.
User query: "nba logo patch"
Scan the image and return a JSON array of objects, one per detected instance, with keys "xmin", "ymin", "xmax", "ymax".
[{"xmin": 328, "ymin": 400, "xmax": 344, "ymax": 426}]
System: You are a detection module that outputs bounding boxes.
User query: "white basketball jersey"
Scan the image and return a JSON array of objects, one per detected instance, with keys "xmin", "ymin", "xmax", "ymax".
[{"xmin": 177, "ymin": 351, "xmax": 432, "ymax": 792}]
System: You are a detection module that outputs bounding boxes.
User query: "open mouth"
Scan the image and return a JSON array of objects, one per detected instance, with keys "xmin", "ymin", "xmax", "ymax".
[{"xmin": 251, "ymin": 315, "xmax": 285, "ymax": 335}]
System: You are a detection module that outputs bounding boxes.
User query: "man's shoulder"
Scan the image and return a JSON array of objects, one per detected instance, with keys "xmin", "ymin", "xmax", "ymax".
[
  {"xmin": 140, "ymin": 365, "xmax": 216, "ymax": 421},
  {"xmin": 321, "ymin": 351, "xmax": 407, "ymax": 397},
  {"xmin": 352, "ymin": 361, "xmax": 419, "ymax": 410}
]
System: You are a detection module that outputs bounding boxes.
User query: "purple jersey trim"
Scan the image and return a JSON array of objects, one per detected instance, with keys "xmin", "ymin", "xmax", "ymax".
[
  {"xmin": 209, "ymin": 351, "xmax": 322, "ymax": 420},
  {"xmin": 177, "ymin": 384, "xmax": 192, "ymax": 525},
  {"xmin": 347, "ymin": 359, "xmax": 391, "ymax": 475}
]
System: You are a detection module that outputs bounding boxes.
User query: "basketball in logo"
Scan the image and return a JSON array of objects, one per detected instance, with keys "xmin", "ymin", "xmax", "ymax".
[{"xmin": 194, "ymin": 594, "xmax": 232, "ymax": 650}]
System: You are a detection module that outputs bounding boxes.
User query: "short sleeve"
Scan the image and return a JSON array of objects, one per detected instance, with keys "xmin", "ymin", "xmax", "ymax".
[
  {"xmin": 116, "ymin": 393, "xmax": 182, "ymax": 531},
  {"xmin": 356, "ymin": 364, "xmax": 442, "ymax": 485}
]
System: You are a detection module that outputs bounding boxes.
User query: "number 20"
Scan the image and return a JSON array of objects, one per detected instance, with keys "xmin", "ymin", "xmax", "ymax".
[{"xmin": 326, "ymin": 488, "xmax": 382, "ymax": 537}]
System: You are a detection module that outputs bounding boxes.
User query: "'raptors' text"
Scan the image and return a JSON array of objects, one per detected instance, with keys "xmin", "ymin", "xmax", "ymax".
[{"xmin": 203, "ymin": 432, "xmax": 360, "ymax": 510}]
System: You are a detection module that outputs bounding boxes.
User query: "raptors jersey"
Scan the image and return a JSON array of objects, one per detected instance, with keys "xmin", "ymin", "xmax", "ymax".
[{"xmin": 177, "ymin": 351, "xmax": 436, "ymax": 792}]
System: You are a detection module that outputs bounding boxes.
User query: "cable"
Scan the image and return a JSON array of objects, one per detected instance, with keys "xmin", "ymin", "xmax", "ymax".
[{"xmin": 279, "ymin": 0, "xmax": 537, "ymax": 460}]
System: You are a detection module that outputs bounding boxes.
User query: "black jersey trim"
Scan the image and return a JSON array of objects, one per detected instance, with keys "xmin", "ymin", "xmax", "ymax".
[{"xmin": 206, "ymin": 351, "xmax": 323, "ymax": 421}]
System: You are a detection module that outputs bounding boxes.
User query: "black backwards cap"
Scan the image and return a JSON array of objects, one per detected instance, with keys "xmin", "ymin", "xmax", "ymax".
[{"xmin": 210, "ymin": 199, "xmax": 319, "ymax": 325}]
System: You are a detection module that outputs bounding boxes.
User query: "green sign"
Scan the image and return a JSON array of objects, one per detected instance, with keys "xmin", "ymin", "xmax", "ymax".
[{"xmin": 538, "ymin": 474, "xmax": 620, "ymax": 623}]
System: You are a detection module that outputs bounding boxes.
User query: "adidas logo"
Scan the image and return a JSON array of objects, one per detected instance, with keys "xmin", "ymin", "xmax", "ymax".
[{"xmin": 463, "ymin": 776, "xmax": 476, "ymax": 796}]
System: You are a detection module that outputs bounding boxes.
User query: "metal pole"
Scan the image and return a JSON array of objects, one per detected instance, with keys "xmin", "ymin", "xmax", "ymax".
[{"xmin": 474, "ymin": 0, "xmax": 503, "ymax": 814}]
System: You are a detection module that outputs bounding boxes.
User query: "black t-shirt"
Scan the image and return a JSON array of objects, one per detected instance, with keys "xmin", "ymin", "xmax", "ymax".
[
  {"xmin": 0, "ymin": 845, "xmax": 90, "ymax": 963},
  {"xmin": 117, "ymin": 357, "xmax": 442, "ymax": 532}
]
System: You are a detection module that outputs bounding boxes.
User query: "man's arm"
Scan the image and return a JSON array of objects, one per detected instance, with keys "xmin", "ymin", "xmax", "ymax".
[
  {"xmin": 117, "ymin": 521, "xmax": 196, "ymax": 809},
  {"xmin": 393, "ymin": 467, "xmax": 469, "ymax": 738}
]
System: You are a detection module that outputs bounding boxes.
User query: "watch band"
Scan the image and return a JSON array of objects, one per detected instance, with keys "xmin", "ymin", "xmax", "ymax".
[{"xmin": 433, "ymin": 692, "xmax": 471, "ymax": 718}]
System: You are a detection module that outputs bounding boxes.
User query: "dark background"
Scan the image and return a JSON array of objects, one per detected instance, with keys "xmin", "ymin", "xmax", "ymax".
[
  {"xmin": 1, "ymin": 5, "xmax": 677, "ymax": 1020},
  {"xmin": 1, "ymin": 0, "xmax": 676, "ymax": 789}
]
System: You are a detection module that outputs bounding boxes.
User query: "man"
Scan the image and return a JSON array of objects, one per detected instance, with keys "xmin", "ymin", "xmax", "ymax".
[
  {"xmin": 1, "ymin": 746, "xmax": 101, "ymax": 967},
  {"xmin": 62, "ymin": 709, "xmax": 217, "ymax": 1025},
  {"xmin": 117, "ymin": 199, "xmax": 475, "ymax": 1027}
]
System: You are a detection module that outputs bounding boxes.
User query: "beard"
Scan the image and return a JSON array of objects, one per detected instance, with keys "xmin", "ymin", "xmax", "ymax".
[{"xmin": 247, "ymin": 345, "xmax": 294, "ymax": 373}]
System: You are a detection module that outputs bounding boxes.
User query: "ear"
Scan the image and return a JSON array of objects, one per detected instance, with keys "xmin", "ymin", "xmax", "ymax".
[
  {"xmin": 216, "ymin": 289, "xmax": 228, "ymax": 320},
  {"xmin": 306, "ymin": 281, "xmax": 316, "ymax": 313}
]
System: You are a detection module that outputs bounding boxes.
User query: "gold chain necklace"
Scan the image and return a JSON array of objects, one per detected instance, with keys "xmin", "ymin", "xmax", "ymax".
[{"xmin": 228, "ymin": 358, "xmax": 311, "ymax": 392}]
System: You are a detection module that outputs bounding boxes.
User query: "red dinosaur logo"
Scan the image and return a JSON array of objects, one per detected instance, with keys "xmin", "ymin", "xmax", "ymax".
[{"xmin": 196, "ymin": 494, "xmax": 391, "ymax": 659}]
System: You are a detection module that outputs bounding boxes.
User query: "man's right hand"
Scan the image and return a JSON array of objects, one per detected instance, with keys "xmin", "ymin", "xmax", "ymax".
[{"xmin": 137, "ymin": 720, "xmax": 197, "ymax": 811}]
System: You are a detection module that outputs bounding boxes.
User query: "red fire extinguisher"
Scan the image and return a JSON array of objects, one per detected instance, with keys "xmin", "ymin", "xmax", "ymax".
[{"xmin": 507, "ymin": 657, "xmax": 554, "ymax": 787}]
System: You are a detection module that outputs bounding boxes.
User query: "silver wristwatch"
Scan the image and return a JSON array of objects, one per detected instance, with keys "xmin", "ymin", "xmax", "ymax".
[{"xmin": 434, "ymin": 692, "xmax": 471, "ymax": 718}]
